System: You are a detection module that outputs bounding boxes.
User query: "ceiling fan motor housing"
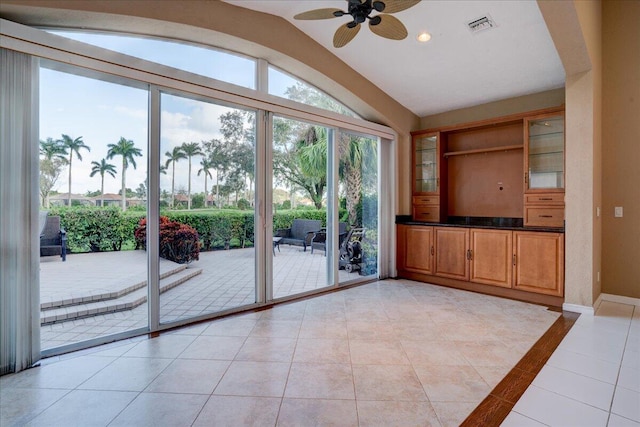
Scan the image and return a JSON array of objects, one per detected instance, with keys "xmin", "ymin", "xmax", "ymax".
[{"xmin": 347, "ymin": 0, "xmax": 383, "ymax": 25}]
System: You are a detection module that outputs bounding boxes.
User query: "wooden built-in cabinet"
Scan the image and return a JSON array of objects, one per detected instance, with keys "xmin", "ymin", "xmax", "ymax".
[
  {"xmin": 397, "ymin": 225, "xmax": 434, "ymax": 274},
  {"xmin": 411, "ymin": 132, "xmax": 443, "ymax": 222},
  {"xmin": 523, "ymin": 112, "xmax": 565, "ymax": 227},
  {"xmin": 410, "ymin": 107, "xmax": 565, "ymax": 228},
  {"xmin": 434, "ymin": 227, "xmax": 469, "ymax": 281},
  {"xmin": 513, "ymin": 231, "xmax": 564, "ymax": 297},
  {"xmin": 404, "ymin": 107, "xmax": 566, "ymax": 305},
  {"xmin": 397, "ymin": 224, "xmax": 564, "ymax": 303},
  {"xmin": 469, "ymin": 228, "xmax": 513, "ymax": 288}
]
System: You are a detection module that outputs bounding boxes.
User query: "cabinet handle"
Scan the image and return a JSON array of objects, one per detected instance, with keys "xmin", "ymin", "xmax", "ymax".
[
  {"xmin": 513, "ymin": 254, "xmax": 516, "ymax": 266},
  {"xmin": 524, "ymin": 172, "xmax": 528, "ymax": 185},
  {"xmin": 430, "ymin": 246, "xmax": 434, "ymax": 256},
  {"xmin": 539, "ymin": 215, "xmax": 553, "ymax": 218},
  {"xmin": 466, "ymin": 249, "xmax": 472, "ymax": 261},
  {"xmin": 539, "ymin": 197, "xmax": 553, "ymax": 201}
]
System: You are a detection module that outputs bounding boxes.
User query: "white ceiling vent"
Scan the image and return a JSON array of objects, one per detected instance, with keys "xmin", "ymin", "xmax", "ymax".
[{"xmin": 467, "ymin": 15, "xmax": 497, "ymax": 34}]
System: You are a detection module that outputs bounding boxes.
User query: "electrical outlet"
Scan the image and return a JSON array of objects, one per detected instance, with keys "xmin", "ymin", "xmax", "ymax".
[{"xmin": 615, "ymin": 206, "xmax": 623, "ymax": 217}]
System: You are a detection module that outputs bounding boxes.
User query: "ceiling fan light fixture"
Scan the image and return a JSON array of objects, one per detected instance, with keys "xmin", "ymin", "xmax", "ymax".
[
  {"xmin": 417, "ymin": 32, "xmax": 431, "ymax": 43},
  {"xmin": 369, "ymin": 15, "xmax": 382, "ymax": 26},
  {"xmin": 372, "ymin": 1, "xmax": 385, "ymax": 12}
]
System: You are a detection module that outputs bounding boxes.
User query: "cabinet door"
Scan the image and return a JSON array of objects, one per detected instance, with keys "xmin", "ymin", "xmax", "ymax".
[
  {"xmin": 524, "ymin": 113, "xmax": 565, "ymax": 192},
  {"xmin": 513, "ymin": 231, "xmax": 564, "ymax": 296},
  {"xmin": 413, "ymin": 133, "xmax": 439, "ymax": 195},
  {"xmin": 470, "ymin": 229, "xmax": 513, "ymax": 288},
  {"xmin": 434, "ymin": 227, "xmax": 469, "ymax": 280},
  {"xmin": 398, "ymin": 225, "xmax": 434, "ymax": 274}
]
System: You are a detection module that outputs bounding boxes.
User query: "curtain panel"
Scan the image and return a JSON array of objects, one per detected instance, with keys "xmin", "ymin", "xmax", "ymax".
[{"xmin": 0, "ymin": 48, "xmax": 41, "ymax": 375}]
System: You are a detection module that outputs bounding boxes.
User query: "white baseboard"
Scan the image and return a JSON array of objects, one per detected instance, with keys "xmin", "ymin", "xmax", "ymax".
[
  {"xmin": 563, "ymin": 293, "xmax": 640, "ymax": 316},
  {"xmin": 599, "ymin": 293, "xmax": 640, "ymax": 307},
  {"xmin": 562, "ymin": 303, "xmax": 595, "ymax": 315}
]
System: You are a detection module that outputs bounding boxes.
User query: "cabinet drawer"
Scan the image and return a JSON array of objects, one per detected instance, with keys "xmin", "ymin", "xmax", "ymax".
[
  {"xmin": 525, "ymin": 193, "xmax": 564, "ymax": 205},
  {"xmin": 524, "ymin": 207, "xmax": 565, "ymax": 227},
  {"xmin": 413, "ymin": 196, "xmax": 439, "ymax": 206},
  {"xmin": 413, "ymin": 206, "xmax": 440, "ymax": 222}
]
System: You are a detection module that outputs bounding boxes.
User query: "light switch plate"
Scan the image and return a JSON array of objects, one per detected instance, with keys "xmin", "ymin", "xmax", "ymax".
[{"xmin": 615, "ymin": 206, "xmax": 623, "ymax": 217}]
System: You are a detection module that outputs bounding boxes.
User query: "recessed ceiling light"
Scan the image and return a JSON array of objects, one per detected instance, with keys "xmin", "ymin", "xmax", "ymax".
[{"xmin": 417, "ymin": 32, "xmax": 431, "ymax": 43}]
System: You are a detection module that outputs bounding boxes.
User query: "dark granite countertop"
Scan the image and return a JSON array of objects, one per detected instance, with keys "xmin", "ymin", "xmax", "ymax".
[{"xmin": 396, "ymin": 215, "xmax": 564, "ymax": 233}]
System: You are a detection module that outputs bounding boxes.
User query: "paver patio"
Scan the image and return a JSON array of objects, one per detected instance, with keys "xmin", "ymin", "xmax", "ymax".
[{"xmin": 40, "ymin": 246, "xmax": 368, "ymax": 350}]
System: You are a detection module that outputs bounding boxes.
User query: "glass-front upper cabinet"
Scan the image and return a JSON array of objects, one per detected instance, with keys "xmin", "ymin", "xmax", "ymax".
[
  {"xmin": 413, "ymin": 133, "xmax": 439, "ymax": 194},
  {"xmin": 524, "ymin": 113, "xmax": 565, "ymax": 192}
]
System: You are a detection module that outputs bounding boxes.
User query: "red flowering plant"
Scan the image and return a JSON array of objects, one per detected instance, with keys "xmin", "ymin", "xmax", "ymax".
[{"xmin": 134, "ymin": 216, "xmax": 200, "ymax": 264}]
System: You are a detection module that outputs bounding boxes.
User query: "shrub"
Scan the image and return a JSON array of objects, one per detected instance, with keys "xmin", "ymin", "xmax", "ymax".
[
  {"xmin": 135, "ymin": 216, "xmax": 200, "ymax": 264},
  {"xmin": 50, "ymin": 206, "xmax": 349, "ymax": 255},
  {"xmin": 49, "ymin": 206, "xmax": 140, "ymax": 253},
  {"xmin": 237, "ymin": 198, "xmax": 251, "ymax": 210},
  {"xmin": 191, "ymin": 194, "xmax": 205, "ymax": 209}
]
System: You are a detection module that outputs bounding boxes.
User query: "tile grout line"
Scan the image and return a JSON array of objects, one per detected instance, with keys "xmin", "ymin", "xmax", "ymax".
[{"xmin": 606, "ymin": 304, "xmax": 637, "ymax": 426}]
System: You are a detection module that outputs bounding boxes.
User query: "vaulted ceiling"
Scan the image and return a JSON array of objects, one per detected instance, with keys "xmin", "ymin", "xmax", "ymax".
[{"xmin": 227, "ymin": 0, "xmax": 565, "ymax": 117}]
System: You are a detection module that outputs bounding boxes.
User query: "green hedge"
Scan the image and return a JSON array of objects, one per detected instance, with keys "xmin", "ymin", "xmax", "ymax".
[
  {"xmin": 48, "ymin": 207, "xmax": 346, "ymax": 254},
  {"xmin": 48, "ymin": 206, "xmax": 143, "ymax": 253}
]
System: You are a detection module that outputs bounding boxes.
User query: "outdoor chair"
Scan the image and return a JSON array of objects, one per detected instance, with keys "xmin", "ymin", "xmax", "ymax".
[
  {"xmin": 40, "ymin": 215, "xmax": 67, "ymax": 261},
  {"xmin": 310, "ymin": 222, "xmax": 349, "ymax": 255},
  {"xmin": 275, "ymin": 219, "xmax": 321, "ymax": 251}
]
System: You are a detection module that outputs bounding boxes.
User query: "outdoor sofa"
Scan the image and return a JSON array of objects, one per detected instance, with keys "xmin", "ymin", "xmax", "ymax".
[{"xmin": 275, "ymin": 218, "xmax": 321, "ymax": 252}]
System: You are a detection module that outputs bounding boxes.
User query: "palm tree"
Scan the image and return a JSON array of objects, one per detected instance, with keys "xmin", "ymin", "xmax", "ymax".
[
  {"xmin": 294, "ymin": 126, "xmax": 328, "ymax": 210},
  {"xmin": 89, "ymin": 158, "xmax": 117, "ymax": 207},
  {"xmin": 40, "ymin": 138, "xmax": 68, "ymax": 162},
  {"xmin": 180, "ymin": 142, "xmax": 203, "ymax": 210},
  {"xmin": 198, "ymin": 157, "xmax": 214, "ymax": 208},
  {"xmin": 107, "ymin": 137, "xmax": 143, "ymax": 211},
  {"xmin": 58, "ymin": 134, "xmax": 90, "ymax": 206},
  {"xmin": 165, "ymin": 146, "xmax": 186, "ymax": 208},
  {"xmin": 39, "ymin": 138, "xmax": 68, "ymax": 208}
]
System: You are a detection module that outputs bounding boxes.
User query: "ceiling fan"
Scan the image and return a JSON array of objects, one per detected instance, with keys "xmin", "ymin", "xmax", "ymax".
[{"xmin": 294, "ymin": 0, "xmax": 420, "ymax": 48}]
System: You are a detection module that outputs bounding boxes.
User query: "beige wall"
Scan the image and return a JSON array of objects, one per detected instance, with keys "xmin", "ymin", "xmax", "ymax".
[
  {"xmin": 536, "ymin": 0, "xmax": 602, "ymax": 308},
  {"xmin": 418, "ymin": 89, "xmax": 565, "ymax": 130},
  {"xmin": 602, "ymin": 1, "xmax": 640, "ymax": 299}
]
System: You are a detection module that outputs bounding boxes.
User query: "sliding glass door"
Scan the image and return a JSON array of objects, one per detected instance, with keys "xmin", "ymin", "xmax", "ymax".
[
  {"xmin": 159, "ymin": 92, "xmax": 257, "ymax": 324},
  {"xmin": 39, "ymin": 65, "xmax": 149, "ymax": 351},
  {"xmin": 337, "ymin": 131, "xmax": 379, "ymax": 283},
  {"xmin": 271, "ymin": 116, "xmax": 331, "ymax": 299}
]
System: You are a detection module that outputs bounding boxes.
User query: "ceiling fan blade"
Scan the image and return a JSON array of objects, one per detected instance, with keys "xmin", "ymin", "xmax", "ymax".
[
  {"xmin": 369, "ymin": 14, "xmax": 408, "ymax": 40},
  {"xmin": 381, "ymin": 0, "xmax": 421, "ymax": 14},
  {"xmin": 294, "ymin": 8, "xmax": 342, "ymax": 20},
  {"xmin": 334, "ymin": 23, "xmax": 361, "ymax": 48}
]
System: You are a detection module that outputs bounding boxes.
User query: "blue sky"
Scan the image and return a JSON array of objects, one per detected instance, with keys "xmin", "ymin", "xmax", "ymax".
[{"xmin": 40, "ymin": 68, "xmax": 257, "ymax": 196}]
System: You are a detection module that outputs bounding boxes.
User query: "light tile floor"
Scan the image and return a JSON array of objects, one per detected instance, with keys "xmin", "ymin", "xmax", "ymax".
[
  {"xmin": 502, "ymin": 300, "xmax": 640, "ymax": 427},
  {"xmin": 2, "ymin": 279, "xmax": 560, "ymax": 427}
]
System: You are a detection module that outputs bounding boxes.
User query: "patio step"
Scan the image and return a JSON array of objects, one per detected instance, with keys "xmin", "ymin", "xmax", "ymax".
[
  {"xmin": 40, "ymin": 264, "xmax": 189, "ymax": 310},
  {"xmin": 40, "ymin": 267, "xmax": 202, "ymax": 325}
]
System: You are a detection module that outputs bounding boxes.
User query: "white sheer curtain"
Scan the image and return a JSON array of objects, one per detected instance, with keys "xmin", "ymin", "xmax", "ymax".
[{"xmin": 0, "ymin": 48, "xmax": 41, "ymax": 375}]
